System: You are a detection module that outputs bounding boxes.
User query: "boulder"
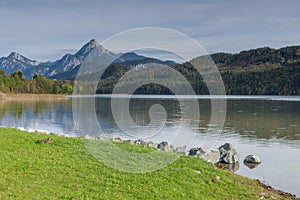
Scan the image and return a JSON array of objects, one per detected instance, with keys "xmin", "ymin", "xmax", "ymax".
[
  {"xmin": 218, "ymin": 143, "xmax": 239, "ymax": 163},
  {"xmin": 124, "ymin": 140, "xmax": 134, "ymax": 144},
  {"xmin": 134, "ymin": 139, "xmax": 146, "ymax": 146},
  {"xmin": 35, "ymin": 129, "xmax": 50, "ymax": 134},
  {"xmin": 83, "ymin": 135, "xmax": 95, "ymax": 140},
  {"xmin": 144, "ymin": 141, "xmax": 157, "ymax": 149},
  {"xmin": 201, "ymin": 149, "xmax": 220, "ymax": 163},
  {"xmin": 28, "ymin": 128, "xmax": 35, "ymax": 133},
  {"xmin": 157, "ymin": 141, "xmax": 173, "ymax": 151},
  {"xmin": 188, "ymin": 147, "xmax": 220, "ymax": 163},
  {"xmin": 17, "ymin": 127, "xmax": 26, "ymax": 131},
  {"xmin": 188, "ymin": 147, "xmax": 203, "ymax": 156},
  {"xmin": 112, "ymin": 137, "xmax": 123, "ymax": 143},
  {"xmin": 244, "ymin": 155, "xmax": 261, "ymax": 164}
]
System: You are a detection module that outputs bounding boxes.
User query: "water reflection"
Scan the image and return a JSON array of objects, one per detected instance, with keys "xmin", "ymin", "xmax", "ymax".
[
  {"xmin": 216, "ymin": 162, "xmax": 240, "ymax": 172},
  {"xmin": 0, "ymin": 99, "xmax": 75, "ymax": 135},
  {"xmin": 225, "ymin": 100, "xmax": 300, "ymax": 141},
  {"xmin": 0, "ymin": 97, "xmax": 299, "ymax": 143},
  {"xmin": 244, "ymin": 161, "xmax": 261, "ymax": 169}
]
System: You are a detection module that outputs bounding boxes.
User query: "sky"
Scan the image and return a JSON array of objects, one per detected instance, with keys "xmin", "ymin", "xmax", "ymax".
[{"xmin": 0, "ymin": 0, "xmax": 300, "ymax": 61}]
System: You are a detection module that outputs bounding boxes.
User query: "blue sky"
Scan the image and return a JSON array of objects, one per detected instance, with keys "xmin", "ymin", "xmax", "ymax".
[{"xmin": 0, "ymin": 0, "xmax": 300, "ymax": 61}]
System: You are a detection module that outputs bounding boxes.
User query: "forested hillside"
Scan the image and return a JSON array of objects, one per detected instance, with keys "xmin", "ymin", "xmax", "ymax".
[{"xmin": 90, "ymin": 46, "xmax": 300, "ymax": 95}]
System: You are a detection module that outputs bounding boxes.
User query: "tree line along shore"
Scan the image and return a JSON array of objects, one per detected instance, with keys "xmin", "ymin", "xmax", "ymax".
[{"xmin": 0, "ymin": 70, "xmax": 72, "ymax": 95}]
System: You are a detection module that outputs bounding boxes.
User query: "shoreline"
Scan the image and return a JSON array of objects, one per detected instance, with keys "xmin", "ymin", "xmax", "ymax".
[
  {"xmin": 0, "ymin": 93, "xmax": 69, "ymax": 100},
  {"xmin": 1, "ymin": 93, "xmax": 299, "ymax": 102},
  {"xmin": 71, "ymin": 94, "xmax": 300, "ymax": 101},
  {"xmin": 2, "ymin": 126, "xmax": 298, "ymax": 199}
]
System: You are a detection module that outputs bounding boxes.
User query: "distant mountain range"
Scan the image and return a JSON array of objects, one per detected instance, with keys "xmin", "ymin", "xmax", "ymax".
[{"xmin": 0, "ymin": 39, "xmax": 176, "ymax": 79}]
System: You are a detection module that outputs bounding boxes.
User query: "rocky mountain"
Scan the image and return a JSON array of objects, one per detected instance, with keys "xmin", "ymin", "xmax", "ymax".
[
  {"xmin": 0, "ymin": 52, "xmax": 39, "ymax": 75},
  {"xmin": 24, "ymin": 39, "xmax": 113, "ymax": 79},
  {"xmin": 0, "ymin": 39, "xmax": 177, "ymax": 79}
]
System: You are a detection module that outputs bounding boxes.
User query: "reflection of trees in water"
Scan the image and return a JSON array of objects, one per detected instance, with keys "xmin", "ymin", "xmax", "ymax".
[
  {"xmin": 0, "ymin": 98, "xmax": 299, "ymax": 142},
  {"xmin": 0, "ymin": 99, "xmax": 74, "ymax": 133},
  {"xmin": 95, "ymin": 98, "xmax": 183, "ymax": 129},
  {"xmin": 224, "ymin": 100, "xmax": 300, "ymax": 141},
  {"xmin": 0, "ymin": 100, "xmax": 70, "ymax": 118},
  {"xmin": 96, "ymin": 98, "xmax": 300, "ymax": 141},
  {"xmin": 96, "ymin": 98, "xmax": 200, "ymax": 130},
  {"xmin": 0, "ymin": 101, "xmax": 23, "ymax": 119}
]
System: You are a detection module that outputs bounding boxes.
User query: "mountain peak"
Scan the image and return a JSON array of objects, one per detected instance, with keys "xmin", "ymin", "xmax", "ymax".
[
  {"xmin": 8, "ymin": 52, "xmax": 22, "ymax": 60},
  {"xmin": 87, "ymin": 39, "xmax": 99, "ymax": 46},
  {"xmin": 74, "ymin": 39, "xmax": 101, "ymax": 61},
  {"xmin": 7, "ymin": 52, "xmax": 38, "ymax": 66},
  {"xmin": 74, "ymin": 39, "xmax": 117, "ymax": 62}
]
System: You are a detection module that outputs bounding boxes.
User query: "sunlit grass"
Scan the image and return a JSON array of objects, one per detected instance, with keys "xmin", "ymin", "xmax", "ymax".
[{"xmin": 0, "ymin": 127, "xmax": 293, "ymax": 199}]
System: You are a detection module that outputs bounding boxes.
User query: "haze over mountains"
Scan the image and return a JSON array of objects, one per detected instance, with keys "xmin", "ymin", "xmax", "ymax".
[{"xmin": 0, "ymin": 39, "xmax": 176, "ymax": 79}]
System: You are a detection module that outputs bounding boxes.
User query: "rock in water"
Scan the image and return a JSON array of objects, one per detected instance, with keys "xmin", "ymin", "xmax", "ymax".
[
  {"xmin": 218, "ymin": 143, "xmax": 239, "ymax": 163},
  {"xmin": 244, "ymin": 155, "xmax": 261, "ymax": 164}
]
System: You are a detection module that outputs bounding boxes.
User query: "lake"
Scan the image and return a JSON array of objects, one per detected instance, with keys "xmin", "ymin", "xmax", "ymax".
[{"xmin": 0, "ymin": 95, "xmax": 299, "ymax": 196}]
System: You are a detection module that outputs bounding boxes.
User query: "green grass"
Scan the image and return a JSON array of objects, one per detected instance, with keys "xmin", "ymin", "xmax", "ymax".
[{"xmin": 0, "ymin": 127, "xmax": 294, "ymax": 199}]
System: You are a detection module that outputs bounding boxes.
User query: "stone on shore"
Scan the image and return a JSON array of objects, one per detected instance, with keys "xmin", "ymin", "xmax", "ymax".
[
  {"xmin": 188, "ymin": 147, "xmax": 220, "ymax": 163},
  {"xmin": 83, "ymin": 135, "xmax": 96, "ymax": 140},
  {"xmin": 218, "ymin": 143, "xmax": 239, "ymax": 163},
  {"xmin": 188, "ymin": 147, "xmax": 202, "ymax": 156},
  {"xmin": 144, "ymin": 141, "xmax": 157, "ymax": 149},
  {"xmin": 17, "ymin": 127, "xmax": 26, "ymax": 131},
  {"xmin": 28, "ymin": 128, "xmax": 35, "ymax": 133},
  {"xmin": 157, "ymin": 141, "xmax": 173, "ymax": 151},
  {"xmin": 35, "ymin": 129, "xmax": 50, "ymax": 135},
  {"xmin": 244, "ymin": 155, "xmax": 261, "ymax": 164},
  {"xmin": 112, "ymin": 137, "xmax": 123, "ymax": 143},
  {"xmin": 134, "ymin": 139, "xmax": 146, "ymax": 146},
  {"xmin": 123, "ymin": 140, "xmax": 135, "ymax": 144},
  {"xmin": 175, "ymin": 146, "xmax": 187, "ymax": 154}
]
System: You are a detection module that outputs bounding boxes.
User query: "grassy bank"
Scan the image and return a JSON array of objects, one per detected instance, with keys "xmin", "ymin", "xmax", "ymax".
[
  {"xmin": 0, "ymin": 127, "xmax": 297, "ymax": 199},
  {"xmin": 0, "ymin": 93, "xmax": 68, "ymax": 100}
]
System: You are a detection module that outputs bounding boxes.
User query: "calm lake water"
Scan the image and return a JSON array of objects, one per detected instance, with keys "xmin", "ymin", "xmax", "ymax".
[{"xmin": 0, "ymin": 95, "xmax": 299, "ymax": 196}]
